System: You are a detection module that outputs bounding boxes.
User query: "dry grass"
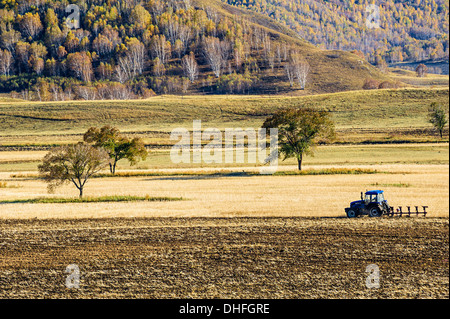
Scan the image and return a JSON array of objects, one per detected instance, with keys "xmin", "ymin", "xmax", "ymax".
[
  {"xmin": 0, "ymin": 182, "xmax": 21, "ymax": 189},
  {"xmin": 0, "ymin": 88, "xmax": 448, "ymax": 142},
  {"xmin": 0, "ymin": 143, "xmax": 447, "ymax": 219},
  {"xmin": 0, "ymin": 164, "xmax": 447, "ymax": 219},
  {"xmin": 0, "ymin": 195, "xmax": 183, "ymax": 204},
  {"xmin": 1, "ymin": 84, "xmax": 448, "ymax": 299},
  {"xmin": 388, "ymin": 68, "xmax": 449, "ymax": 87}
]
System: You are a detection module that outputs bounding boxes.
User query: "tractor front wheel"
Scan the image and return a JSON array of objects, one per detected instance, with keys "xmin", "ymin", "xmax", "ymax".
[
  {"xmin": 347, "ymin": 209, "xmax": 358, "ymax": 218},
  {"xmin": 369, "ymin": 207, "xmax": 382, "ymax": 217}
]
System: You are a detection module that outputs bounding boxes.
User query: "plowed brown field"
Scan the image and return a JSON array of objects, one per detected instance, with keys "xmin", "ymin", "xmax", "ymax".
[{"xmin": 0, "ymin": 217, "xmax": 447, "ymax": 298}]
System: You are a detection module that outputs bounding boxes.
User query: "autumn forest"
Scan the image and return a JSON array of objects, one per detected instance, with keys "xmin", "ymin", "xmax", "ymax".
[{"xmin": 0, "ymin": 0, "xmax": 448, "ymax": 101}]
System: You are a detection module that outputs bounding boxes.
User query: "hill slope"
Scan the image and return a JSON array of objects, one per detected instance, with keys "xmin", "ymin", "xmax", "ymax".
[
  {"xmin": 222, "ymin": 0, "xmax": 449, "ymax": 66},
  {"xmin": 0, "ymin": 0, "xmax": 391, "ymax": 100},
  {"xmin": 199, "ymin": 0, "xmax": 392, "ymax": 92}
]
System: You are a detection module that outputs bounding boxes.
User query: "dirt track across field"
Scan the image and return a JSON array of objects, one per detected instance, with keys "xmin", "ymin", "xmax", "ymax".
[{"xmin": 0, "ymin": 217, "xmax": 448, "ymax": 298}]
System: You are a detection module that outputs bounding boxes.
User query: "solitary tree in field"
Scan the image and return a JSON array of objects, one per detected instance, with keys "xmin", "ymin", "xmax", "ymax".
[
  {"xmin": 428, "ymin": 102, "xmax": 448, "ymax": 138},
  {"xmin": 83, "ymin": 126, "xmax": 148, "ymax": 175},
  {"xmin": 38, "ymin": 143, "xmax": 110, "ymax": 198},
  {"xmin": 262, "ymin": 108, "xmax": 335, "ymax": 170},
  {"xmin": 416, "ymin": 63, "xmax": 428, "ymax": 77}
]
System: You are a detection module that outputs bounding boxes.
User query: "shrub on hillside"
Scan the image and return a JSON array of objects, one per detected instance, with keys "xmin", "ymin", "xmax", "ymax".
[
  {"xmin": 362, "ymin": 78, "xmax": 380, "ymax": 90},
  {"xmin": 378, "ymin": 81, "xmax": 400, "ymax": 89},
  {"xmin": 217, "ymin": 72, "xmax": 257, "ymax": 94}
]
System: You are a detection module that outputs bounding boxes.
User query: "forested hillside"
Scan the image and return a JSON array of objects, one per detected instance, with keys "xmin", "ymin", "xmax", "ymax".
[
  {"xmin": 0, "ymin": 0, "xmax": 390, "ymax": 100},
  {"xmin": 224, "ymin": 0, "xmax": 449, "ymax": 66}
]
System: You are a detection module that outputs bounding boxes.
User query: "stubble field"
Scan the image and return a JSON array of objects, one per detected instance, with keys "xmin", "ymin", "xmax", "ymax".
[
  {"xmin": 0, "ymin": 163, "xmax": 448, "ymax": 219},
  {"xmin": 0, "ymin": 217, "xmax": 447, "ymax": 298}
]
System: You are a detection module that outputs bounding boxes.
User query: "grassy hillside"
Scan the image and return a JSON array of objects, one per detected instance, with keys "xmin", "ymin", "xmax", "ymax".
[
  {"xmin": 194, "ymin": 0, "xmax": 393, "ymax": 94},
  {"xmin": 222, "ymin": 0, "xmax": 449, "ymax": 65},
  {"xmin": 0, "ymin": 88, "xmax": 448, "ymax": 145},
  {"xmin": 212, "ymin": 0, "xmax": 395, "ymax": 93},
  {"xmin": 0, "ymin": 0, "xmax": 391, "ymax": 99}
]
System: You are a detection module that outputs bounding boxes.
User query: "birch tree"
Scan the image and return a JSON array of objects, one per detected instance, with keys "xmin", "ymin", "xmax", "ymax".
[
  {"xmin": 151, "ymin": 34, "xmax": 171, "ymax": 64},
  {"xmin": 182, "ymin": 51, "xmax": 199, "ymax": 83},
  {"xmin": 0, "ymin": 49, "xmax": 13, "ymax": 75},
  {"xmin": 67, "ymin": 52, "xmax": 93, "ymax": 82},
  {"xmin": 203, "ymin": 37, "xmax": 231, "ymax": 78}
]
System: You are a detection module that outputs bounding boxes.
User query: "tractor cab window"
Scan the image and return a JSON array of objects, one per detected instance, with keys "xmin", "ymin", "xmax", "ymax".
[
  {"xmin": 365, "ymin": 194, "xmax": 375, "ymax": 203},
  {"xmin": 365, "ymin": 193, "xmax": 384, "ymax": 203}
]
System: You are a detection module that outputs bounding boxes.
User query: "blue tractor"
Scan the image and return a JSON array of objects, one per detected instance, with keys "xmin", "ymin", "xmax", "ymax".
[{"xmin": 345, "ymin": 190, "xmax": 391, "ymax": 218}]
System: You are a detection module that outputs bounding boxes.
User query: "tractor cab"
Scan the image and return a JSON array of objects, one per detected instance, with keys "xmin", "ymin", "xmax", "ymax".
[
  {"xmin": 346, "ymin": 190, "xmax": 391, "ymax": 218},
  {"xmin": 363, "ymin": 190, "xmax": 385, "ymax": 205}
]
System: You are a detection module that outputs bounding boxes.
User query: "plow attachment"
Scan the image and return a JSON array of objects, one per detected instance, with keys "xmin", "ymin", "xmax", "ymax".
[{"xmin": 385, "ymin": 206, "xmax": 428, "ymax": 217}]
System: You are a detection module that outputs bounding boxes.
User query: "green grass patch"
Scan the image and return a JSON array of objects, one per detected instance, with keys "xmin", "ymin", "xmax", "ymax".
[
  {"xmin": 0, "ymin": 195, "xmax": 184, "ymax": 204},
  {"xmin": 273, "ymin": 168, "xmax": 382, "ymax": 176},
  {"xmin": 94, "ymin": 168, "xmax": 386, "ymax": 177},
  {"xmin": 370, "ymin": 182, "xmax": 411, "ymax": 188},
  {"xmin": 9, "ymin": 167, "xmax": 400, "ymax": 179},
  {"xmin": 95, "ymin": 171, "xmax": 207, "ymax": 178}
]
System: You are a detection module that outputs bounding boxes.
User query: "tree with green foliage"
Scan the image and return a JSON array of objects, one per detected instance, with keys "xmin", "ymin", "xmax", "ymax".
[
  {"xmin": 38, "ymin": 143, "xmax": 110, "ymax": 198},
  {"xmin": 262, "ymin": 108, "xmax": 335, "ymax": 170},
  {"xmin": 83, "ymin": 126, "xmax": 148, "ymax": 174},
  {"xmin": 428, "ymin": 102, "xmax": 448, "ymax": 138}
]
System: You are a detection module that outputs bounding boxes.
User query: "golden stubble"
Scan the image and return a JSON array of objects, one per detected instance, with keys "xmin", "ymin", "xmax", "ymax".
[{"xmin": 0, "ymin": 164, "xmax": 448, "ymax": 219}]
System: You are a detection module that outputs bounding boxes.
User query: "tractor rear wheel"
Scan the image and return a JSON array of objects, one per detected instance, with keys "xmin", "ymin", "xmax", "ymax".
[
  {"xmin": 347, "ymin": 209, "xmax": 358, "ymax": 218},
  {"xmin": 369, "ymin": 207, "xmax": 382, "ymax": 217}
]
